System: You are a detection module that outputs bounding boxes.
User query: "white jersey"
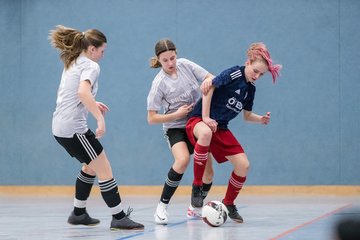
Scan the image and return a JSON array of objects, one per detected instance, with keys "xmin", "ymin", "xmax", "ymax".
[
  {"xmin": 52, "ymin": 55, "xmax": 100, "ymax": 138},
  {"xmin": 147, "ymin": 58, "xmax": 208, "ymax": 130}
]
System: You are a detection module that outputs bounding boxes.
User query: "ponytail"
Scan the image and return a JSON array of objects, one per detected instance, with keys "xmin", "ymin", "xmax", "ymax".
[
  {"xmin": 49, "ymin": 25, "xmax": 106, "ymax": 69},
  {"xmin": 247, "ymin": 42, "xmax": 282, "ymax": 83}
]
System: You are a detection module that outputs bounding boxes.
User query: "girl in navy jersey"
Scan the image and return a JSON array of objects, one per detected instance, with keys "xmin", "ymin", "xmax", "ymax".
[
  {"xmin": 147, "ymin": 39, "xmax": 215, "ymax": 224},
  {"xmin": 49, "ymin": 25, "xmax": 143, "ymax": 230},
  {"xmin": 186, "ymin": 42, "xmax": 282, "ymax": 223}
]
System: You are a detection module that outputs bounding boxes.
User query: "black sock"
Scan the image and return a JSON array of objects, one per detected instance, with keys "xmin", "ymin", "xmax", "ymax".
[
  {"xmin": 160, "ymin": 168, "xmax": 183, "ymax": 204},
  {"xmin": 99, "ymin": 178, "xmax": 125, "ymax": 220},
  {"xmin": 74, "ymin": 170, "xmax": 95, "ymax": 216},
  {"xmin": 202, "ymin": 182, "xmax": 213, "ymax": 199}
]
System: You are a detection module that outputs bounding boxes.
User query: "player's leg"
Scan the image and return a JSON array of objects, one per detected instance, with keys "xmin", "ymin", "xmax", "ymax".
[
  {"xmin": 187, "ymin": 154, "xmax": 214, "ymax": 218},
  {"xmin": 190, "ymin": 121, "xmax": 212, "ymax": 208},
  {"xmin": 54, "ymin": 133, "xmax": 101, "ymax": 226},
  {"xmin": 222, "ymin": 153, "xmax": 250, "ymax": 223},
  {"xmin": 88, "ymin": 151, "xmax": 144, "ymax": 230},
  {"xmin": 155, "ymin": 137, "xmax": 190, "ymax": 225},
  {"xmin": 67, "ymin": 164, "xmax": 99, "ymax": 225},
  {"xmin": 202, "ymin": 154, "xmax": 214, "ymax": 200}
]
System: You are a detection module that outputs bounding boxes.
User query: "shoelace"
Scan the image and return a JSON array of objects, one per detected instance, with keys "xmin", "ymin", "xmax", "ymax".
[{"xmin": 126, "ymin": 206, "xmax": 133, "ymax": 217}]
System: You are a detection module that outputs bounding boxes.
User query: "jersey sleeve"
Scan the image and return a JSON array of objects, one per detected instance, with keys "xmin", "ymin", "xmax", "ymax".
[
  {"xmin": 180, "ymin": 58, "xmax": 208, "ymax": 82},
  {"xmin": 80, "ymin": 62, "xmax": 100, "ymax": 86},
  {"xmin": 212, "ymin": 66, "xmax": 242, "ymax": 88},
  {"xmin": 147, "ymin": 79, "xmax": 164, "ymax": 112}
]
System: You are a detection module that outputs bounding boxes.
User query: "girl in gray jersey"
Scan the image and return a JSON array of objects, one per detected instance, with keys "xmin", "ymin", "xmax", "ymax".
[
  {"xmin": 147, "ymin": 39, "xmax": 214, "ymax": 224},
  {"xmin": 49, "ymin": 25, "xmax": 143, "ymax": 230}
]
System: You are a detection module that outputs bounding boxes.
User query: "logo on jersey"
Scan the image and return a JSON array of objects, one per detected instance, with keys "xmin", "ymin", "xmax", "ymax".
[
  {"xmin": 230, "ymin": 70, "xmax": 242, "ymax": 80},
  {"xmin": 226, "ymin": 97, "xmax": 243, "ymax": 113},
  {"xmin": 235, "ymin": 89, "xmax": 241, "ymax": 95},
  {"xmin": 169, "ymin": 84, "xmax": 198, "ymax": 104}
]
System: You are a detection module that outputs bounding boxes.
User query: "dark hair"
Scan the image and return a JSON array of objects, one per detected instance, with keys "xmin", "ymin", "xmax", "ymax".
[
  {"xmin": 150, "ymin": 39, "xmax": 177, "ymax": 68},
  {"xmin": 49, "ymin": 25, "xmax": 107, "ymax": 69}
]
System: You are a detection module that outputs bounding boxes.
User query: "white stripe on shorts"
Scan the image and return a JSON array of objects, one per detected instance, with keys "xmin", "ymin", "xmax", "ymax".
[{"xmin": 76, "ymin": 133, "xmax": 98, "ymax": 160}]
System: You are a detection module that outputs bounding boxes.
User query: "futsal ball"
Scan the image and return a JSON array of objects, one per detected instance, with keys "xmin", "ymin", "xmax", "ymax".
[{"xmin": 202, "ymin": 200, "xmax": 229, "ymax": 227}]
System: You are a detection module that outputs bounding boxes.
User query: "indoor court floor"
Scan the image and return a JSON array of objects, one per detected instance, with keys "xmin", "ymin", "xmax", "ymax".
[{"xmin": 0, "ymin": 193, "xmax": 359, "ymax": 240}]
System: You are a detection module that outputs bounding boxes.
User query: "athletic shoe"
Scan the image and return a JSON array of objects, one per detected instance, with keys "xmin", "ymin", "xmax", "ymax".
[
  {"xmin": 67, "ymin": 211, "xmax": 100, "ymax": 226},
  {"xmin": 110, "ymin": 207, "xmax": 144, "ymax": 230},
  {"xmin": 222, "ymin": 202, "xmax": 244, "ymax": 223},
  {"xmin": 186, "ymin": 205, "xmax": 202, "ymax": 219},
  {"xmin": 154, "ymin": 202, "xmax": 168, "ymax": 225},
  {"xmin": 110, "ymin": 216, "xmax": 144, "ymax": 230},
  {"xmin": 191, "ymin": 184, "xmax": 203, "ymax": 208}
]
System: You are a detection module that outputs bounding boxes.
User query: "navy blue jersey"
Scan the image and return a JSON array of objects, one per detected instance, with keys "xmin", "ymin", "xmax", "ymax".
[{"xmin": 190, "ymin": 66, "xmax": 256, "ymax": 129}]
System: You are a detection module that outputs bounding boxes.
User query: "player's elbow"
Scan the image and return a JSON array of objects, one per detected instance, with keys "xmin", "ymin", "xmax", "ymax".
[
  {"xmin": 147, "ymin": 117, "xmax": 156, "ymax": 125},
  {"xmin": 147, "ymin": 115, "xmax": 157, "ymax": 125}
]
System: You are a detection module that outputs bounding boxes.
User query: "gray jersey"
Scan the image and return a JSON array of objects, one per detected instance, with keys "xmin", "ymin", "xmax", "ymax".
[
  {"xmin": 147, "ymin": 58, "xmax": 208, "ymax": 130},
  {"xmin": 52, "ymin": 55, "xmax": 99, "ymax": 138}
]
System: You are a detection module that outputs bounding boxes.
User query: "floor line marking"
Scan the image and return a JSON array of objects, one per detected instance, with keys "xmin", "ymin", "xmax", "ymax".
[{"xmin": 269, "ymin": 203, "xmax": 353, "ymax": 240}]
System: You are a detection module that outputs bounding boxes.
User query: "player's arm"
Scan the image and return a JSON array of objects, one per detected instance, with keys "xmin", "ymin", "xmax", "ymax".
[
  {"xmin": 200, "ymin": 73, "xmax": 215, "ymax": 95},
  {"xmin": 147, "ymin": 104, "xmax": 194, "ymax": 124},
  {"xmin": 78, "ymin": 80, "xmax": 105, "ymax": 138},
  {"xmin": 243, "ymin": 110, "xmax": 271, "ymax": 125},
  {"xmin": 202, "ymin": 86, "xmax": 218, "ymax": 132}
]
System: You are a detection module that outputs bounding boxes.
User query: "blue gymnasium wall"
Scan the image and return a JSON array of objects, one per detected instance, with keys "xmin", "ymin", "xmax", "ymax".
[{"xmin": 0, "ymin": 0, "xmax": 359, "ymax": 185}]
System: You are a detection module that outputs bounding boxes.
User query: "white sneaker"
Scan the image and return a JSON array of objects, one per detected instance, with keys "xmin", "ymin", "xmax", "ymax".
[
  {"xmin": 187, "ymin": 205, "xmax": 202, "ymax": 219},
  {"xmin": 154, "ymin": 202, "xmax": 168, "ymax": 225}
]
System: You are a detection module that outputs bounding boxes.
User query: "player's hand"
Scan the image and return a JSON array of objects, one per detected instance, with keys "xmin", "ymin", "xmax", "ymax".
[
  {"xmin": 200, "ymin": 78, "xmax": 213, "ymax": 95},
  {"xmin": 203, "ymin": 116, "xmax": 218, "ymax": 132},
  {"xmin": 175, "ymin": 104, "xmax": 194, "ymax": 119},
  {"xmin": 96, "ymin": 101, "xmax": 110, "ymax": 116},
  {"xmin": 96, "ymin": 119, "xmax": 106, "ymax": 139},
  {"xmin": 261, "ymin": 112, "xmax": 271, "ymax": 125}
]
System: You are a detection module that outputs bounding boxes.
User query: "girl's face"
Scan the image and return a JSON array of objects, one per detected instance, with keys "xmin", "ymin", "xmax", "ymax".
[
  {"xmin": 244, "ymin": 60, "xmax": 268, "ymax": 83},
  {"xmin": 158, "ymin": 50, "xmax": 177, "ymax": 75},
  {"xmin": 88, "ymin": 43, "xmax": 107, "ymax": 62}
]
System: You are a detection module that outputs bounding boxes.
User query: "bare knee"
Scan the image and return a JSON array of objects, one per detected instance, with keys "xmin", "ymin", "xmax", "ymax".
[
  {"xmin": 198, "ymin": 128, "xmax": 212, "ymax": 142},
  {"xmin": 172, "ymin": 156, "xmax": 190, "ymax": 173},
  {"xmin": 88, "ymin": 151, "xmax": 113, "ymax": 181},
  {"xmin": 82, "ymin": 165, "xmax": 96, "ymax": 176},
  {"xmin": 194, "ymin": 123, "xmax": 213, "ymax": 145}
]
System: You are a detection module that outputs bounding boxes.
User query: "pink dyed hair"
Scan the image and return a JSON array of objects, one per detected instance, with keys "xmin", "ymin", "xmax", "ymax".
[{"xmin": 247, "ymin": 42, "xmax": 282, "ymax": 83}]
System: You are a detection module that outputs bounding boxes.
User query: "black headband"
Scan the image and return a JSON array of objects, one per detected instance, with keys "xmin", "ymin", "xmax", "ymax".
[{"xmin": 156, "ymin": 48, "xmax": 176, "ymax": 57}]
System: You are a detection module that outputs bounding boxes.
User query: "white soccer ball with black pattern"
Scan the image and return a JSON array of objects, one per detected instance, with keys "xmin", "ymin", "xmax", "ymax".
[{"xmin": 202, "ymin": 200, "xmax": 229, "ymax": 227}]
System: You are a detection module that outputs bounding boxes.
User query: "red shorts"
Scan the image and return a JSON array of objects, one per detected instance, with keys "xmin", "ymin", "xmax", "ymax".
[{"xmin": 186, "ymin": 117, "xmax": 244, "ymax": 163}]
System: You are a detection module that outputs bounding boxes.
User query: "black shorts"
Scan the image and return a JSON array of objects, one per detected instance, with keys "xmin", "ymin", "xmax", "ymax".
[
  {"xmin": 54, "ymin": 129, "xmax": 103, "ymax": 165},
  {"xmin": 165, "ymin": 128, "xmax": 194, "ymax": 154}
]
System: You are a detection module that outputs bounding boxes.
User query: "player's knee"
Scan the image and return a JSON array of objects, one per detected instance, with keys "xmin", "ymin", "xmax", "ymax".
[
  {"xmin": 82, "ymin": 165, "xmax": 96, "ymax": 176},
  {"xmin": 173, "ymin": 157, "xmax": 190, "ymax": 172},
  {"xmin": 198, "ymin": 128, "xmax": 212, "ymax": 142}
]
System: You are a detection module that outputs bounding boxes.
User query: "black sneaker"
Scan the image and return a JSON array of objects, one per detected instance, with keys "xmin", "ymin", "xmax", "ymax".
[
  {"xmin": 191, "ymin": 184, "xmax": 203, "ymax": 208},
  {"xmin": 223, "ymin": 202, "xmax": 244, "ymax": 223},
  {"xmin": 110, "ymin": 207, "xmax": 144, "ymax": 230},
  {"xmin": 67, "ymin": 211, "xmax": 100, "ymax": 226},
  {"xmin": 110, "ymin": 216, "xmax": 144, "ymax": 230}
]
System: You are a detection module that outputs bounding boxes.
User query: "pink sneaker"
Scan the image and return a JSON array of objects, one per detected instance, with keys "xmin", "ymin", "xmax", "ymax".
[{"xmin": 187, "ymin": 205, "xmax": 202, "ymax": 219}]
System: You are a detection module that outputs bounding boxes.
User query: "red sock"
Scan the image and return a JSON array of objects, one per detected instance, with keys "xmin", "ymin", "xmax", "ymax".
[
  {"xmin": 223, "ymin": 171, "xmax": 246, "ymax": 205},
  {"xmin": 193, "ymin": 143, "xmax": 209, "ymax": 186}
]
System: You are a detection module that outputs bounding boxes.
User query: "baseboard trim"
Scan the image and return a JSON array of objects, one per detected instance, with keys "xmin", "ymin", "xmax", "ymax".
[{"xmin": 0, "ymin": 185, "xmax": 359, "ymax": 196}]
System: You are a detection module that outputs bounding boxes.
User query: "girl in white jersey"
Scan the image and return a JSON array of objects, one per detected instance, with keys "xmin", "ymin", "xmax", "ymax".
[
  {"xmin": 49, "ymin": 25, "xmax": 143, "ymax": 230},
  {"xmin": 147, "ymin": 39, "xmax": 214, "ymax": 224}
]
